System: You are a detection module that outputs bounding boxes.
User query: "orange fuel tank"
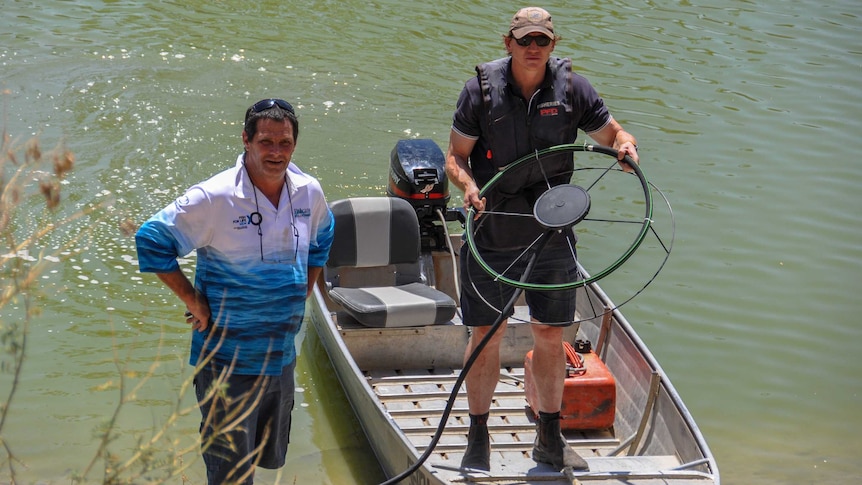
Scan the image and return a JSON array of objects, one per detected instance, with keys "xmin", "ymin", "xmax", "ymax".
[{"xmin": 524, "ymin": 340, "xmax": 616, "ymax": 430}]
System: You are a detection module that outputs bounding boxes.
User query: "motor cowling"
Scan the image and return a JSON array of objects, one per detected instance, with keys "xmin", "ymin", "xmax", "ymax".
[{"xmin": 387, "ymin": 139, "xmax": 464, "ymax": 251}]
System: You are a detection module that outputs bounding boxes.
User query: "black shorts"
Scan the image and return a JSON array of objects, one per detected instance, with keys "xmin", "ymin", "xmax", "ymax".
[
  {"xmin": 459, "ymin": 243, "xmax": 579, "ymax": 326},
  {"xmin": 193, "ymin": 360, "xmax": 296, "ymax": 485}
]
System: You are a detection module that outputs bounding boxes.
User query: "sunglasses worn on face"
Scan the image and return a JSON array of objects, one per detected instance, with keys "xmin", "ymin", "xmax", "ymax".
[
  {"xmin": 514, "ymin": 35, "xmax": 553, "ymax": 47},
  {"xmin": 245, "ymin": 98, "xmax": 295, "ymax": 122}
]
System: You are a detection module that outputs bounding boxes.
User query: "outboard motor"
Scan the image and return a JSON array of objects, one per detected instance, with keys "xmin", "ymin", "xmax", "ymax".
[{"xmin": 387, "ymin": 139, "xmax": 465, "ymax": 251}]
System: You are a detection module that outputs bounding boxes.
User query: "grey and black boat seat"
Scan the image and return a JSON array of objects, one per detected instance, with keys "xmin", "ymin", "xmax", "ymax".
[{"xmin": 325, "ymin": 197, "xmax": 456, "ymax": 328}]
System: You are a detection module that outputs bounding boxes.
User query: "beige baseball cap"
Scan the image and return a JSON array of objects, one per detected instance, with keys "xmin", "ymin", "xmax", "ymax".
[{"xmin": 509, "ymin": 7, "xmax": 555, "ymax": 38}]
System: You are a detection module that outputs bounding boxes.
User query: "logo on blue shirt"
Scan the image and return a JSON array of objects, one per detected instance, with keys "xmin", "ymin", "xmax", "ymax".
[{"xmin": 233, "ymin": 214, "xmax": 252, "ymax": 229}]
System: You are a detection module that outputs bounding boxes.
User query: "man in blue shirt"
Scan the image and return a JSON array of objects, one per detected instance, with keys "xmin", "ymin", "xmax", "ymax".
[
  {"xmin": 136, "ymin": 98, "xmax": 334, "ymax": 484},
  {"xmin": 446, "ymin": 7, "xmax": 639, "ymax": 473}
]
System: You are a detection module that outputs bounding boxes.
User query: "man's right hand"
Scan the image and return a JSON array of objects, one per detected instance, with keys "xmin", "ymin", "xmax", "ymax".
[{"xmin": 184, "ymin": 290, "xmax": 212, "ymax": 332}]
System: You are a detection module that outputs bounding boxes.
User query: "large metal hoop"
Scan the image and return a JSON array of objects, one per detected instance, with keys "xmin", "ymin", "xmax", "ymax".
[{"xmin": 464, "ymin": 143, "xmax": 653, "ymax": 290}]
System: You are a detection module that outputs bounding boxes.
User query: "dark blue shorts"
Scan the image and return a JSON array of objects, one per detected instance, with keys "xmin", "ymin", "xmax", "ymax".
[
  {"xmin": 193, "ymin": 360, "xmax": 296, "ymax": 485},
  {"xmin": 459, "ymin": 244, "xmax": 578, "ymax": 326}
]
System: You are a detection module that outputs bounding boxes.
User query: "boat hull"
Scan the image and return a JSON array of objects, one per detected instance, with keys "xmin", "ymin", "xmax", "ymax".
[{"xmin": 308, "ymin": 244, "xmax": 719, "ymax": 484}]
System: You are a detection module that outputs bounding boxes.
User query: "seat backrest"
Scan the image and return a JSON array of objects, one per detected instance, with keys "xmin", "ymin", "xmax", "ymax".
[
  {"xmin": 325, "ymin": 197, "xmax": 456, "ymax": 328},
  {"xmin": 328, "ymin": 196, "xmax": 420, "ymax": 268}
]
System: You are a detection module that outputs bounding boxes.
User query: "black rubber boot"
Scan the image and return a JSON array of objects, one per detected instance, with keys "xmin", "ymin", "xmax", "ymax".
[
  {"xmin": 461, "ymin": 413, "xmax": 491, "ymax": 471},
  {"xmin": 532, "ymin": 411, "xmax": 589, "ymax": 471}
]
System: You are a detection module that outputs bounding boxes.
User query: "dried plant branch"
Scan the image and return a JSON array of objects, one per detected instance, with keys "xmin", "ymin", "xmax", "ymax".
[{"xmin": 0, "ymin": 124, "xmax": 96, "ymax": 482}]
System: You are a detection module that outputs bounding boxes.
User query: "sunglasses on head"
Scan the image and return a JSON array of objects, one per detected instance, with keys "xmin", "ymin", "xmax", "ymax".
[
  {"xmin": 245, "ymin": 98, "xmax": 295, "ymax": 122},
  {"xmin": 513, "ymin": 35, "xmax": 553, "ymax": 47}
]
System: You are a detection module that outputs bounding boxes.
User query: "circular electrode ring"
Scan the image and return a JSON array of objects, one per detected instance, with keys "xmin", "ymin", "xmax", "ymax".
[{"xmin": 465, "ymin": 144, "xmax": 653, "ymax": 290}]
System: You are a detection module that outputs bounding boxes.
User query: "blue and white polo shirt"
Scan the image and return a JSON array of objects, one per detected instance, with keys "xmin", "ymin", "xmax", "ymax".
[{"xmin": 136, "ymin": 154, "xmax": 334, "ymax": 375}]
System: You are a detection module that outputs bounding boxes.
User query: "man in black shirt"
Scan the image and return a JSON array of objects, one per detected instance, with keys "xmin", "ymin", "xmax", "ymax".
[{"xmin": 445, "ymin": 6, "xmax": 639, "ymax": 472}]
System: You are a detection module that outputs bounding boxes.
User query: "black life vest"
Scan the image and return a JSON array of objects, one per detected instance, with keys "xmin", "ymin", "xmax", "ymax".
[
  {"xmin": 470, "ymin": 57, "xmax": 578, "ymax": 250},
  {"xmin": 471, "ymin": 56, "xmax": 577, "ymax": 188}
]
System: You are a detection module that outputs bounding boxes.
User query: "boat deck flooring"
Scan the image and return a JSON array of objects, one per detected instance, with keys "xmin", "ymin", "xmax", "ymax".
[
  {"xmin": 368, "ymin": 366, "xmax": 624, "ymax": 473},
  {"xmin": 365, "ymin": 367, "xmax": 715, "ymax": 482},
  {"xmin": 365, "ymin": 367, "xmax": 711, "ymax": 485}
]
